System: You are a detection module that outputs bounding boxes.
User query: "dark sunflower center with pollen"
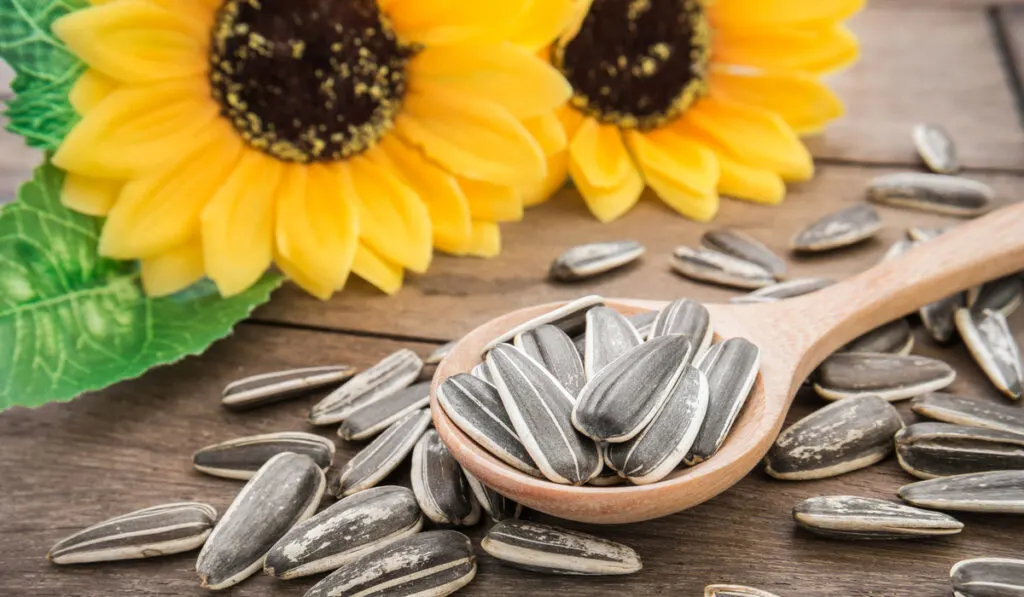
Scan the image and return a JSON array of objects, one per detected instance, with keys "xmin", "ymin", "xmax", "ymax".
[
  {"xmin": 553, "ymin": 0, "xmax": 710, "ymax": 130},
  {"xmin": 209, "ymin": 0, "xmax": 413, "ymax": 163}
]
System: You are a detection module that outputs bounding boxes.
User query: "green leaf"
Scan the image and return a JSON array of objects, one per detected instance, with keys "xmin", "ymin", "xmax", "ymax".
[
  {"xmin": 0, "ymin": 0, "xmax": 88, "ymax": 149},
  {"xmin": 0, "ymin": 161, "xmax": 282, "ymax": 409}
]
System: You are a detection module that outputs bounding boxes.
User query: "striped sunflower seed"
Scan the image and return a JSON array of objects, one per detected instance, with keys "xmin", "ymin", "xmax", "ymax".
[
  {"xmin": 647, "ymin": 298, "xmax": 712, "ymax": 356},
  {"xmin": 921, "ymin": 293, "xmax": 965, "ymax": 344},
  {"xmin": 572, "ymin": 335, "xmax": 693, "ymax": 443},
  {"xmin": 309, "ymin": 349, "xmax": 423, "ymax": 425},
  {"xmin": 670, "ymin": 246, "xmax": 775, "ymax": 290},
  {"xmin": 411, "ymin": 430, "xmax": 481, "ymax": 526},
  {"xmin": 968, "ymin": 274, "xmax": 1024, "ymax": 317},
  {"xmin": 951, "ymin": 557, "xmax": 1024, "ymax": 597},
  {"xmin": 436, "ymin": 374, "xmax": 540, "ymax": 476},
  {"xmin": 196, "ymin": 453, "xmax": 325, "ymax": 590},
  {"xmin": 484, "ymin": 295, "xmax": 604, "ymax": 351},
  {"xmin": 955, "ymin": 308, "xmax": 1023, "ymax": 400},
  {"xmin": 515, "ymin": 324, "xmax": 586, "ymax": 397},
  {"xmin": 814, "ymin": 353, "xmax": 956, "ymax": 402},
  {"xmin": 606, "ymin": 365, "xmax": 709, "ymax": 484},
  {"xmin": 222, "ymin": 366, "xmax": 356, "ymax": 411},
  {"xmin": 793, "ymin": 495, "xmax": 962, "ymax": 540},
  {"xmin": 765, "ymin": 395, "xmax": 904, "ymax": 480},
  {"xmin": 588, "ymin": 468, "xmax": 625, "ymax": 486},
  {"xmin": 841, "ymin": 318, "xmax": 914, "ymax": 355},
  {"xmin": 584, "ymin": 307, "xmax": 642, "ymax": 381},
  {"xmin": 471, "ymin": 361, "xmax": 495, "ymax": 385},
  {"xmin": 329, "ymin": 409, "xmax": 432, "ymax": 497},
  {"xmin": 882, "ymin": 238, "xmax": 918, "ymax": 262},
  {"xmin": 898, "ymin": 470, "xmax": 1024, "ymax": 513},
  {"xmin": 426, "ymin": 341, "xmax": 456, "ymax": 366},
  {"xmin": 913, "ymin": 123, "xmax": 959, "ymax": 174},
  {"xmin": 627, "ymin": 310, "xmax": 658, "ymax": 339},
  {"xmin": 265, "ymin": 486, "xmax": 422, "ymax": 580},
  {"xmin": 549, "ymin": 241, "xmax": 645, "ymax": 282},
  {"xmin": 705, "ymin": 585, "xmax": 781, "ymax": 597},
  {"xmin": 734, "ymin": 278, "xmax": 834, "ymax": 303},
  {"xmin": 701, "ymin": 229, "xmax": 786, "ymax": 279},
  {"xmin": 192, "ymin": 432, "xmax": 335, "ymax": 481},
  {"xmin": 907, "ymin": 225, "xmax": 949, "ymax": 242},
  {"xmin": 895, "ymin": 422, "xmax": 1024, "ymax": 479},
  {"xmin": 791, "ymin": 204, "xmax": 882, "ymax": 253},
  {"xmin": 686, "ymin": 338, "xmax": 760, "ymax": 464},
  {"xmin": 304, "ymin": 531, "xmax": 475, "ymax": 597},
  {"xmin": 867, "ymin": 172, "xmax": 994, "ymax": 216},
  {"xmin": 48, "ymin": 503, "xmax": 217, "ymax": 565},
  {"xmin": 464, "ymin": 471, "xmax": 521, "ymax": 521},
  {"xmin": 482, "ymin": 520, "xmax": 641, "ymax": 576},
  {"xmin": 488, "ymin": 344, "xmax": 602, "ymax": 485},
  {"xmin": 912, "ymin": 392, "xmax": 1024, "ymax": 435},
  {"xmin": 338, "ymin": 381, "xmax": 431, "ymax": 441}
]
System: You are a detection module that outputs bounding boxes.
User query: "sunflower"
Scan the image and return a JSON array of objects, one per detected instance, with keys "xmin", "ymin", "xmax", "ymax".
[
  {"xmin": 533, "ymin": 0, "xmax": 861, "ymax": 222},
  {"xmin": 51, "ymin": 0, "xmax": 573, "ymax": 298}
]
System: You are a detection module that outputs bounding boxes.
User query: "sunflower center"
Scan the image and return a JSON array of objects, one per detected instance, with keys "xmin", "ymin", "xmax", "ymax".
[
  {"xmin": 553, "ymin": 0, "xmax": 711, "ymax": 130},
  {"xmin": 209, "ymin": 0, "xmax": 413, "ymax": 163}
]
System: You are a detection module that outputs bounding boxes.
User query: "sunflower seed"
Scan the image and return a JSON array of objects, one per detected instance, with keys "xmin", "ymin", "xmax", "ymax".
[
  {"xmin": 464, "ymin": 471, "xmax": 521, "ymax": 521},
  {"xmin": 514, "ymin": 324, "xmax": 586, "ymax": 396},
  {"xmin": 670, "ymin": 247, "xmax": 775, "ymax": 289},
  {"xmin": 222, "ymin": 366, "xmax": 356, "ymax": 410},
  {"xmin": 701, "ymin": 229, "xmax": 786, "ymax": 279},
  {"xmin": 728, "ymin": 295, "xmax": 779, "ymax": 305},
  {"xmin": 968, "ymin": 274, "xmax": 1024, "ymax": 317},
  {"xmin": 956, "ymin": 308, "xmax": 1023, "ymax": 400},
  {"xmin": 588, "ymin": 468, "xmax": 625, "ymax": 486},
  {"xmin": 329, "ymin": 409, "xmax": 432, "ymax": 497},
  {"xmin": 411, "ymin": 430, "xmax": 481, "ymax": 526},
  {"xmin": 765, "ymin": 395, "xmax": 904, "ymax": 480},
  {"xmin": 913, "ymin": 123, "xmax": 959, "ymax": 174},
  {"xmin": 487, "ymin": 344, "xmax": 602, "ymax": 485},
  {"xmin": 607, "ymin": 365, "xmax": 709, "ymax": 484},
  {"xmin": 738, "ymin": 278, "xmax": 835, "ymax": 302},
  {"xmin": 471, "ymin": 362, "xmax": 495, "ymax": 385},
  {"xmin": 339, "ymin": 382, "xmax": 431, "ymax": 441},
  {"xmin": 483, "ymin": 295, "xmax": 604, "ymax": 351},
  {"xmin": 584, "ymin": 307, "xmax": 642, "ymax": 380},
  {"xmin": 481, "ymin": 520, "xmax": 641, "ymax": 576},
  {"xmin": 705, "ymin": 585, "xmax": 781, "ymax": 597},
  {"xmin": 867, "ymin": 172, "xmax": 994, "ymax": 216},
  {"xmin": 647, "ymin": 298, "xmax": 712, "ymax": 355},
  {"xmin": 898, "ymin": 470, "xmax": 1024, "ymax": 513},
  {"xmin": 192, "ymin": 432, "xmax": 335, "ymax": 480},
  {"xmin": 309, "ymin": 349, "xmax": 423, "ymax": 425},
  {"xmin": 921, "ymin": 293, "xmax": 965, "ymax": 343},
  {"xmin": 841, "ymin": 318, "xmax": 914, "ymax": 355},
  {"xmin": 196, "ymin": 453, "xmax": 325, "ymax": 590},
  {"xmin": 814, "ymin": 353, "xmax": 956, "ymax": 402},
  {"xmin": 793, "ymin": 495, "xmax": 962, "ymax": 539},
  {"xmin": 895, "ymin": 422, "xmax": 1024, "ymax": 479},
  {"xmin": 48, "ymin": 503, "xmax": 217, "ymax": 565},
  {"xmin": 912, "ymin": 392, "xmax": 1024, "ymax": 435},
  {"xmin": 627, "ymin": 310, "xmax": 658, "ymax": 338},
  {"xmin": 791, "ymin": 204, "xmax": 882, "ymax": 252},
  {"xmin": 304, "ymin": 531, "xmax": 476, "ymax": 597},
  {"xmin": 426, "ymin": 341, "xmax": 456, "ymax": 366},
  {"xmin": 573, "ymin": 335, "xmax": 693, "ymax": 443},
  {"xmin": 907, "ymin": 225, "xmax": 949, "ymax": 242},
  {"xmin": 951, "ymin": 557, "xmax": 1024, "ymax": 597},
  {"xmin": 686, "ymin": 338, "xmax": 760, "ymax": 464},
  {"xmin": 882, "ymin": 238, "xmax": 918, "ymax": 262},
  {"xmin": 549, "ymin": 241, "xmax": 645, "ymax": 282},
  {"xmin": 264, "ymin": 486, "xmax": 422, "ymax": 580}
]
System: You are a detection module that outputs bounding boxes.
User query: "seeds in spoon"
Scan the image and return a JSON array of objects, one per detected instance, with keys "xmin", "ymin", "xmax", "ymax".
[
  {"xmin": 338, "ymin": 381, "xmax": 431, "ymax": 441},
  {"xmin": 221, "ymin": 365, "xmax": 356, "ymax": 410},
  {"xmin": 792, "ymin": 495, "xmax": 963, "ymax": 540},
  {"xmin": 481, "ymin": 520, "xmax": 642, "ymax": 576},
  {"xmin": 309, "ymin": 349, "xmax": 422, "ymax": 425},
  {"xmin": 701, "ymin": 229, "xmax": 786, "ymax": 279},
  {"xmin": 264, "ymin": 486, "xmax": 422, "ymax": 580},
  {"xmin": 867, "ymin": 172, "xmax": 994, "ymax": 216},
  {"xmin": 514, "ymin": 324, "xmax": 586, "ymax": 396},
  {"xmin": 913, "ymin": 123, "xmax": 959, "ymax": 174},
  {"xmin": 841, "ymin": 318, "xmax": 914, "ymax": 355},
  {"xmin": 881, "ymin": 238, "xmax": 918, "ymax": 262},
  {"xmin": 425, "ymin": 341, "xmax": 456, "ymax": 365},
  {"xmin": 464, "ymin": 471, "xmax": 522, "ymax": 522},
  {"xmin": 589, "ymin": 467, "xmax": 625, "ymax": 486},
  {"xmin": 705, "ymin": 585, "xmax": 781, "ymax": 597},
  {"xmin": 196, "ymin": 453, "xmax": 325, "ymax": 590},
  {"xmin": 955, "ymin": 308, "xmax": 1023, "ymax": 400},
  {"xmin": 584, "ymin": 307, "xmax": 642, "ymax": 381},
  {"xmin": 670, "ymin": 246, "xmax": 775, "ymax": 289},
  {"xmin": 765, "ymin": 395, "xmax": 904, "ymax": 480},
  {"xmin": 627, "ymin": 310, "xmax": 658, "ymax": 338},
  {"xmin": 733, "ymin": 278, "xmax": 834, "ymax": 303},
  {"xmin": 920, "ymin": 293, "xmax": 964, "ymax": 344},
  {"xmin": 895, "ymin": 422, "xmax": 1024, "ymax": 479},
  {"xmin": 411, "ymin": 429, "xmax": 481, "ymax": 527},
  {"xmin": 48, "ymin": 502, "xmax": 217, "ymax": 565},
  {"xmin": 791, "ymin": 204, "xmax": 883, "ymax": 253},
  {"xmin": 951, "ymin": 558, "xmax": 1024, "ymax": 597},
  {"xmin": 814, "ymin": 353, "xmax": 956, "ymax": 402},
  {"xmin": 968, "ymin": 274, "xmax": 1024, "ymax": 317},
  {"xmin": 647, "ymin": 298, "xmax": 712, "ymax": 356},
  {"xmin": 328, "ymin": 409, "xmax": 432, "ymax": 497},
  {"xmin": 471, "ymin": 361, "xmax": 495, "ymax": 385},
  {"xmin": 912, "ymin": 392, "xmax": 1024, "ymax": 435},
  {"xmin": 549, "ymin": 241, "xmax": 645, "ymax": 282},
  {"xmin": 484, "ymin": 295, "xmax": 604, "ymax": 351},
  {"xmin": 686, "ymin": 338, "xmax": 760, "ymax": 464},
  {"xmin": 192, "ymin": 432, "xmax": 335, "ymax": 480},
  {"xmin": 898, "ymin": 470, "xmax": 1024, "ymax": 513}
]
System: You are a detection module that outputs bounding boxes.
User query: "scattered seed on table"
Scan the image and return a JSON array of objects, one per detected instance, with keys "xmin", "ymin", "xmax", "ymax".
[
  {"xmin": 921, "ymin": 293, "xmax": 965, "ymax": 344},
  {"xmin": 309, "ymin": 349, "xmax": 423, "ymax": 425},
  {"xmin": 951, "ymin": 557, "xmax": 1024, "ymax": 597},
  {"xmin": 669, "ymin": 247, "xmax": 775, "ymax": 290},
  {"xmin": 733, "ymin": 278, "xmax": 834, "ymax": 303},
  {"xmin": 425, "ymin": 341, "xmax": 456, "ymax": 365},
  {"xmin": 791, "ymin": 204, "xmax": 882, "ymax": 253},
  {"xmin": 882, "ymin": 238, "xmax": 918, "ymax": 262},
  {"xmin": 686, "ymin": 338, "xmax": 760, "ymax": 464},
  {"xmin": 895, "ymin": 422, "xmax": 1024, "ymax": 479},
  {"xmin": 912, "ymin": 392, "xmax": 1024, "ymax": 435},
  {"xmin": 464, "ymin": 471, "xmax": 522, "ymax": 522},
  {"xmin": 329, "ymin": 409, "xmax": 432, "ymax": 497},
  {"xmin": 515, "ymin": 324, "xmax": 587, "ymax": 396},
  {"xmin": 339, "ymin": 381, "xmax": 431, "ymax": 441},
  {"xmin": 793, "ymin": 495, "xmax": 962, "ymax": 540},
  {"xmin": 867, "ymin": 172, "xmax": 994, "ymax": 216},
  {"xmin": 898, "ymin": 470, "xmax": 1024, "ymax": 513},
  {"xmin": 549, "ymin": 241, "xmax": 645, "ymax": 282},
  {"xmin": 913, "ymin": 123, "xmax": 959, "ymax": 174},
  {"xmin": 221, "ymin": 366, "xmax": 356, "ymax": 411},
  {"xmin": 705, "ymin": 585, "xmax": 782, "ymax": 597},
  {"xmin": 411, "ymin": 430, "xmax": 481, "ymax": 527},
  {"xmin": 583, "ymin": 307, "xmax": 643, "ymax": 381},
  {"xmin": 968, "ymin": 274, "xmax": 1024, "ymax": 317},
  {"xmin": 907, "ymin": 225, "xmax": 949, "ymax": 242},
  {"xmin": 647, "ymin": 298, "xmax": 712, "ymax": 355},
  {"xmin": 841, "ymin": 318, "xmax": 914, "ymax": 355},
  {"xmin": 192, "ymin": 432, "xmax": 335, "ymax": 480},
  {"xmin": 814, "ymin": 353, "xmax": 956, "ymax": 402},
  {"xmin": 955, "ymin": 308, "xmax": 1023, "ymax": 400},
  {"xmin": 481, "ymin": 520, "xmax": 642, "ymax": 576},
  {"xmin": 701, "ymin": 229, "xmax": 786, "ymax": 279}
]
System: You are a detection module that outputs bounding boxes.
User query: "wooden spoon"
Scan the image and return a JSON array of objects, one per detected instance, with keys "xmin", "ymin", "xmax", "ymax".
[{"xmin": 431, "ymin": 201, "xmax": 1024, "ymax": 524}]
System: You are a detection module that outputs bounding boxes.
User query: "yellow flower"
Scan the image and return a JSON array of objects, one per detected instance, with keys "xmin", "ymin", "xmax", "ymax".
[
  {"xmin": 534, "ymin": 0, "xmax": 861, "ymax": 222},
  {"xmin": 51, "ymin": 0, "xmax": 573, "ymax": 298}
]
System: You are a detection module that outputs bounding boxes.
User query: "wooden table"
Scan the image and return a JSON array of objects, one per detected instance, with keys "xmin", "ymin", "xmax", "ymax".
[{"xmin": 3, "ymin": 2, "xmax": 1024, "ymax": 596}]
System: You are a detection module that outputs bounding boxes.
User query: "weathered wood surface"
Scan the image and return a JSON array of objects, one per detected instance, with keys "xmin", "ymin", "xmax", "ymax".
[{"xmin": 1006, "ymin": 7, "xmax": 1024, "ymax": 91}]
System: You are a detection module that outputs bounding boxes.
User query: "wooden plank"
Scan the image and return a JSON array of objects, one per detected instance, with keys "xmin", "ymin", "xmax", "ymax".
[
  {"xmin": 1004, "ymin": 7, "xmax": 1024, "ymax": 96},
  {"xmin": 1, "ymin": 320, "xmax": 1023, "ymax": 596}
]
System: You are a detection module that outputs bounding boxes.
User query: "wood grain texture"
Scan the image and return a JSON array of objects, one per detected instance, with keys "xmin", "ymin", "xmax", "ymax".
[{"xmin": 1005, "ymin": 7, "xmax": 1024, "ymax": 94}]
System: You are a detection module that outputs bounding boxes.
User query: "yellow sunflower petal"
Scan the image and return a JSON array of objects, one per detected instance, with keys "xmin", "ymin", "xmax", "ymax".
[
  {"xmin": 557, "ymin": 103, "xmax": 587, "ymax": 140},
  {"xmin": 347, "ymin": 157, "xmax": 432, "ymax": 274},
  {"xmin": 409, "ymin": 44, "xmax": 571, "ymax": 119},
  {"xmin": 352, "ymin": 244, "xmax": 404, "ymax": 295},
  {"xmin": 275, "ymin": 250, "xmax": 336, "ymax": 301},
  {"xmin": 522, "ymin": 150, "xmax": 569, "ymax": 207},
  {"xmin": 709, "ymin": 69, "xmax": 844, "ymax": 135},
  {"xmin": 709, "ymin": 0, "xmax": 864, "ymax": 28},
  {"xmin": 53, "ymin": 79, "xmax": 218, "ymax": 179},
  {"xmin": 53, "ymin": 0, "xmax": 208, "ymax": 83},
  {"xmin": 61, "ymin": 173, "xmax": 121, "ymax": 216},
  {"xmin": 642, "ymin": 169, "xmax": 720, "ymax": 222},
  {"xmin": 569, "ymin": 118, "xmax": 633, "ymax": 189},
  {"xmin": 465, "ymin": 221, "xmax": 501, "ymax": 257},
  {"xmin": 712, "ymin": 25, "xmax": 859, "ymax": 76},
  {"xmin": 386, "ymin": 0, "xmax": 529, "ymax": 45},
  {"xmin": 69, "ymin": 70, "xmax": 118, "ymax": 114},
  {"xmin": 140, "ymin": 238, "xmax": 204, "ymax": 297},
  {"xmin": 716, "ymin": 153, "xmax": 786, "ymax": 205},
  {"xmin": 507, "ymin": 0, "xmax": 576, "ymax": 52},
  {"xmin": 200, "ymin": 150, "xmax": 285, "ymax": 297},
  {"xmin": 523, "ymin": 111, "xmax": 568, "ymax": 156},
  {"xmin": 625, "ymin": 129, "xmax": 719, "ymax": 198},
  {"xmin": 459, "ymin": 178, "xmax": 523, "ymax": 223},
  {"xmin": 568, "ymin": 156, "xmax": 644, "ymax": 223}
]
